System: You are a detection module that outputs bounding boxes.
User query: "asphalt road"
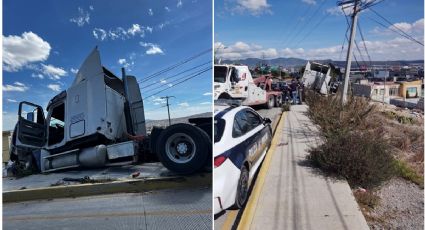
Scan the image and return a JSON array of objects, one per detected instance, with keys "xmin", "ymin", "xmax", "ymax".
[
  {"xmin": 3, "ymin": 187, "xmax": 212, "ymax": 230},
  {"xmin": 214, "ymin": 107, "xmax": 282, "ymax": 230}
]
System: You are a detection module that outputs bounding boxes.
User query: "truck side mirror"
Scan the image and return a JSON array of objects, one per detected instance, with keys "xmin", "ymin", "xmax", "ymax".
[{"xmin": 26, "ymin": 112, "xmax": 34, "ymax": 122}]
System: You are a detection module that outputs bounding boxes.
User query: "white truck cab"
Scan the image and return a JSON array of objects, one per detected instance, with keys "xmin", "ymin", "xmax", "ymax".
[{"xmin": 214, "ymin": 65, "xmax": 266, "ymax": 105}]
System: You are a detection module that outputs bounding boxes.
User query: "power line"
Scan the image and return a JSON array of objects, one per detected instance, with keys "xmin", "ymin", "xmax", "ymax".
[
  {"xmin": 140, "ymin": 60, "xmax": 211, "ymax": 89},
  {"xmin": 368, "ymin": 8, "xmax": 423, "ymax": 46},
  {"xmin": 357, "ymin": 19, "xmax": 372, "ymax": 66},
  {"xmin": 138, "ymin": 48, "xmax": 211, "ymax": 84},
  {"xmin": 294, "ymin": 12, "xmax": 330, "ymax": 47},
  {"xmin": 142, "ymin": 67, "xmax": 211, "ymax": 95},
  {"xmin": 144, "ymin": 67, "xmax": 211, "ymax": 99},
  {"xmin": 281, "ymin": 3, "xmax": 314, "ymax": 48},
  {"xmin": 285, "ymin": 0, "xmax": 328, "ymax": 47}
]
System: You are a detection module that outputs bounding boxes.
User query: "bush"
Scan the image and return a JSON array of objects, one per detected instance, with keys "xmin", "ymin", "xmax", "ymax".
[
  {"xmin": 394, "ymin": 159, "xmax": 424, "ymax": 188},
  {"xmin": 307, "ymin": 131, "xmax": 395, "ymax": 188},
  {"xmin": 353, "ymin": 190, "xmax": 380, "ymax": 210},
  {"xmin": 305, "ymin": 91, "xmax": 375, "ymax": 138},
  {"xmin": 305, "ymin": 90, "xmax": 396, "ymax": 188}
]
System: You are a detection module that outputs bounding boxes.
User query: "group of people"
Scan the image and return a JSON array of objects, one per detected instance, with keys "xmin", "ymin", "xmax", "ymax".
[{"xmin": 282, "ymin": 78, "xmax": 304, "ymax": 105}]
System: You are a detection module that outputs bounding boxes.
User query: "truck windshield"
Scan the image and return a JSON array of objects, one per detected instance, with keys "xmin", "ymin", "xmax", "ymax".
[
  {"xmin": 214, "ymin": 66, "xmax": 228, "ymax": 83},
  {"xmin": 214, "ymin": 118, "xmax": 225, "ymax": 143}
]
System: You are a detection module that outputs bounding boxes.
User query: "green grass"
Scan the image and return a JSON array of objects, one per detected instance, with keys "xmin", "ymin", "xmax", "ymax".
[{"xmin": 394, "ymin": 159, "xmax": 424, "ymax": 188}]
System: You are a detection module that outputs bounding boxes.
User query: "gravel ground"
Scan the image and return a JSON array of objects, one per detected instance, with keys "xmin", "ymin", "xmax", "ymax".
[{"xmin": 366, "ymin": 178, "xmax": 424, "ymax": 230}]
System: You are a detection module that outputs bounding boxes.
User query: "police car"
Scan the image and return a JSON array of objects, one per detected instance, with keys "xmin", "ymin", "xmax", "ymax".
[{"xmin": 214, "ymin": 103, "xmax": 272, "ymax": 214}]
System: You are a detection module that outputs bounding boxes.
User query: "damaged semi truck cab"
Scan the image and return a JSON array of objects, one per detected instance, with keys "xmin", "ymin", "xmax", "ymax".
[{"xmin": 12, "ymin": 48, "xmax": 211, "ymax": 174}]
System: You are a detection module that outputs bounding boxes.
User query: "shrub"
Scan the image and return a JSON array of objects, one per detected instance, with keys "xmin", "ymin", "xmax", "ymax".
[
  {"xmin": 353, "ymin": 190, "xmax": 380, "ymax": 210},
  {"xmin": 394, "ymin": 159, "xmax": 424, "ymax": 188},
  {"xmin": 307, "ymin": 131, "xmax": 395, "ymax": 188},
  {"xmin": 305, "ymin": 90, "xmax": 396, "ymax": 188}
]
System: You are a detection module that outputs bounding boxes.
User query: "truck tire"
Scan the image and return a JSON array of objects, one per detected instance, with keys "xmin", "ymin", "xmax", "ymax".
[
  {"xmin": 275, "ymin": 95, "xmax": 283, "ymax": 107},
  {"xmin": 156, "ymin": 124, "xmax": 210, "ymax": 174},
  {"xmin": 266, "ymin": 96, "xmax": 275, "ymax": 109}
]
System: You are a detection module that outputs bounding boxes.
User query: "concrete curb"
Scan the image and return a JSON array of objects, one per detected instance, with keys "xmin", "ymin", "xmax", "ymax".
[{"xmin": 3, "ymin": 173, "xmax": 211, "ymax": 203}]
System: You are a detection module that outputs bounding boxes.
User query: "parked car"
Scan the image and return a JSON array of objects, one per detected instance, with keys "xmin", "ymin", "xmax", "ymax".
[{"xmin": 213, "ymin": 104, "xmax": 272, "ymax": 214}]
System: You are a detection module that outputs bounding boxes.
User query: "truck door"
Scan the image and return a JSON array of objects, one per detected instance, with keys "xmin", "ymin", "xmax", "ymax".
[{"xmin": 16, "ymin": 102, "xmax": 46, "ymax": 148}]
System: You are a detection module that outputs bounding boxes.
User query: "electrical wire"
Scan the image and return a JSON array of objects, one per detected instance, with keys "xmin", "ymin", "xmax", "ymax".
[
  {"xmin": 142, "ymin": 67, "xmax": 211, "ymax": 95},
  {"xmin": 144, "ymin": 67, "xmax": 211, "ymax": 99},
  {"xmin": 368, "ymin": 8, "xmax": 423, "ymax": 46},
  {"xmin": 140, "ymin": 60, "xmax": 211, "ymax": 89},
  {"xmin": 138, "ymin": 48, "xmax": 212, "ymax": 84}
]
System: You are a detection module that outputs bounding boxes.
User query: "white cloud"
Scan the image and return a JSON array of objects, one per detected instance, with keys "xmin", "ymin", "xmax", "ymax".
[
  {"xmin": 47, "ymin": 84, "xmax": 61, "ymax": 92},
  {"xmin": 7, "ymin": 99, "xmax": 18, "ymax": 103},
  {"xmin": 178, "ymin": 102, "xmax": 189, "ymax": 107},
  {"xmin": 302, "ymin": 0, "xmax": 316, "ymax": 5},
  {"xmin": 89, "ymin": 5, "xmax": 94, "ymax": 11},
  {"xmin": 152, "ymin": 97, "xmax": 166, "ymax": 105},
  {"xmin": 160, "ymin": 79, "xmax": 167, "ymax": 84},
  {"xmin": 203, "ymin": 92, "xmax": 212, "ymax": 96},
  {"xmin": 93, "ymin": 24, "xmax": 150, "ymax": 41},
  {"xmin": 31, "ymin": 73, "xmax": 44, "ymax": 79},
  {"xmin": 217, "ymin": 35, "xmax": 424, "ymax": 61},
  {"xmin": 117, "ymin": 58, "xmax": 135, "ymax": 70},
  {"xmin": 70, "ymin": 7, "xmax": 90, "ymax": 27},
  {"xmin": 93, "ymin": 28, "xmax": 107, "ymax": 41},
  {"xmin": 148, "ymin": 9, "xmax": 154, "ymax": 16},
  {"xmin": 200, "ymin": 102, "xmax": 211, "ymax": 105},
  {"xmin": 70, "ymin": 68, "xmax": 79, "ymax": 74},
  {"xmin": 165, "ymin": 6, "xmax": 171, "ymax": 12},
  {"xmin": 41, "ymin": 64, "xmax": 68, "ymax": 80},
  {"xmin": 233, "ymin": 0, "xmax": 271, "ymax": 15},
  {"xmin": 118, "ymin": 58, "xmax": 126, "ymax": 65},
  {"xmin": 3, "ymin": 32, "xmax": 51, "ymax": 72},
  {"xmin": 215, "ymin": 41, "xmax": 278, "ymax": 60},
  {"xmin": 140, "ymin": 42, "xmax": 164, "ymax": 55},
  {"xmin": 127, "ymin": 24, "xmax": 141, "ymax": 36},
  {"xmin": 177, "ymin": 0, "xmax": 183, "ymax": 8},
  {"xmin": 3, "ymin": 82, "xmax": 29, "ymax": 92},
  {"xmin": 167, "ymin": 83, "xmax": 173, "ymax": 87}
]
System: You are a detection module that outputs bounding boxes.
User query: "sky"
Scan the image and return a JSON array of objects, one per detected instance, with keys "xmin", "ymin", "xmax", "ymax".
[
  {"xmin": 2, "ymin": 0, "xmax": 212, "ymax": 131},
  {"xmin": 215, "ymin": 0, "xmax": 424, "ymax": 61}
]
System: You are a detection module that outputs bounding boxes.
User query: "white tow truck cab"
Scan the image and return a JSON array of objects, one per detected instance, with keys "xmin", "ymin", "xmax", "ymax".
[
  {"xmin": 11, "ymin": 48, "xmax": 211, "ymax": 174},
  {"xmin": 214, "ymin": 64, "xmax": 267, "ymax": 106}
]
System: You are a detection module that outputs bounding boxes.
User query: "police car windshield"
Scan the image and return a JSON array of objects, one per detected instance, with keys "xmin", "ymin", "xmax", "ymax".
[
  {"xmin": 214, "ymin": 66, "xmax": 228, "ymax": 83},
  {"xmin": 214, "ymin": 118, "xmax": 225, "ymax": 143}
]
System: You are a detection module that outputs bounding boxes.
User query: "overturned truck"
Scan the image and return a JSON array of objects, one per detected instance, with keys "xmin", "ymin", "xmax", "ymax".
[
  {"xmin": 10, "ymin": 48, "xmax": 211, "ymax": 175},
  {"xmin": 302, "ymin": 61, "xmax": 339, "ymax": 95}
]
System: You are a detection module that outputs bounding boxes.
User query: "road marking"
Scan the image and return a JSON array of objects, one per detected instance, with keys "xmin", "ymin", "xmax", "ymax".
[
  {"xmin": 221, "ymin": 210, "xmax": 238, "ymax": 230},
  {"xmin": 237, "ymin": 111, "xmax": 287, "ymax": 230},
  {"xmin": 4, "ymin": 210, "xmax": 212, "ymax": 221}
]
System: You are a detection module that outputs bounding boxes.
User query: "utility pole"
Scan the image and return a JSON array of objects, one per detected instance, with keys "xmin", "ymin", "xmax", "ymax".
[
  {"xmin": 340, "ymin": 0, "xmax": 360, "ymax": 105},
  {"xmin": 161, "ymin": 96, "xmax": 175, "ymax": 126}
]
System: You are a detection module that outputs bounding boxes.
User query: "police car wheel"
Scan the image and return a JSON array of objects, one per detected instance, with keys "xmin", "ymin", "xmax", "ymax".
[
  {"xmin": 156, "ymin": 124, "xmax": 210, "ymax": 174},
  {"xmin": 235, "ymin": 165, "xmax": 250, "ymax": 208}
]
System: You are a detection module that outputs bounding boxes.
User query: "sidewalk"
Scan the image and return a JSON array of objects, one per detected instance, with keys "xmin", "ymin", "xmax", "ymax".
[{"xmin": 248, "ymin": 105, "xmax": 369, "ymax": 230}]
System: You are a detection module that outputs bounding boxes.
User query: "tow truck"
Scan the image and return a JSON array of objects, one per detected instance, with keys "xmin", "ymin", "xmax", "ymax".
[
  {"xmin": 9, "ymin": 48, "xmax": 212, "ymax": 175},
  {"xmin": 214, "ymin": 64, "xmax": 280, "ymax": 109}
]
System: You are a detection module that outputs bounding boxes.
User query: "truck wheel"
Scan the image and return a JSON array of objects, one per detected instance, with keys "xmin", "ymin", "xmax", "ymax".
[
  {"xmin": 156, "ymin": 124, "xmax": 210, "ymax": 174},
  {"xmin": 275, "ymin": 95, "xmax": 283, "ymax": 107},
  {"xmin": 266, "ymin": 96, "xmax": 275, "ymax": 109}
]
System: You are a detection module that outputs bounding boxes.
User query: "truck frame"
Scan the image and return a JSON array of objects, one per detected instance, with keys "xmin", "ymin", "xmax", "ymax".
[{"xmin": 10, "ymin": 48, "xmax": 212, "ymax": 175}]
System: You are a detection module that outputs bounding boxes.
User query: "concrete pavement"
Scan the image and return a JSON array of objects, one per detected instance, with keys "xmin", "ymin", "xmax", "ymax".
[
  {"xmin": 3, "ymin": 187, "xmax": 211, "ymax": 230},
  {"xmin": 240, "ymin": 105, "xmax": 369, "ymax": 230}
]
